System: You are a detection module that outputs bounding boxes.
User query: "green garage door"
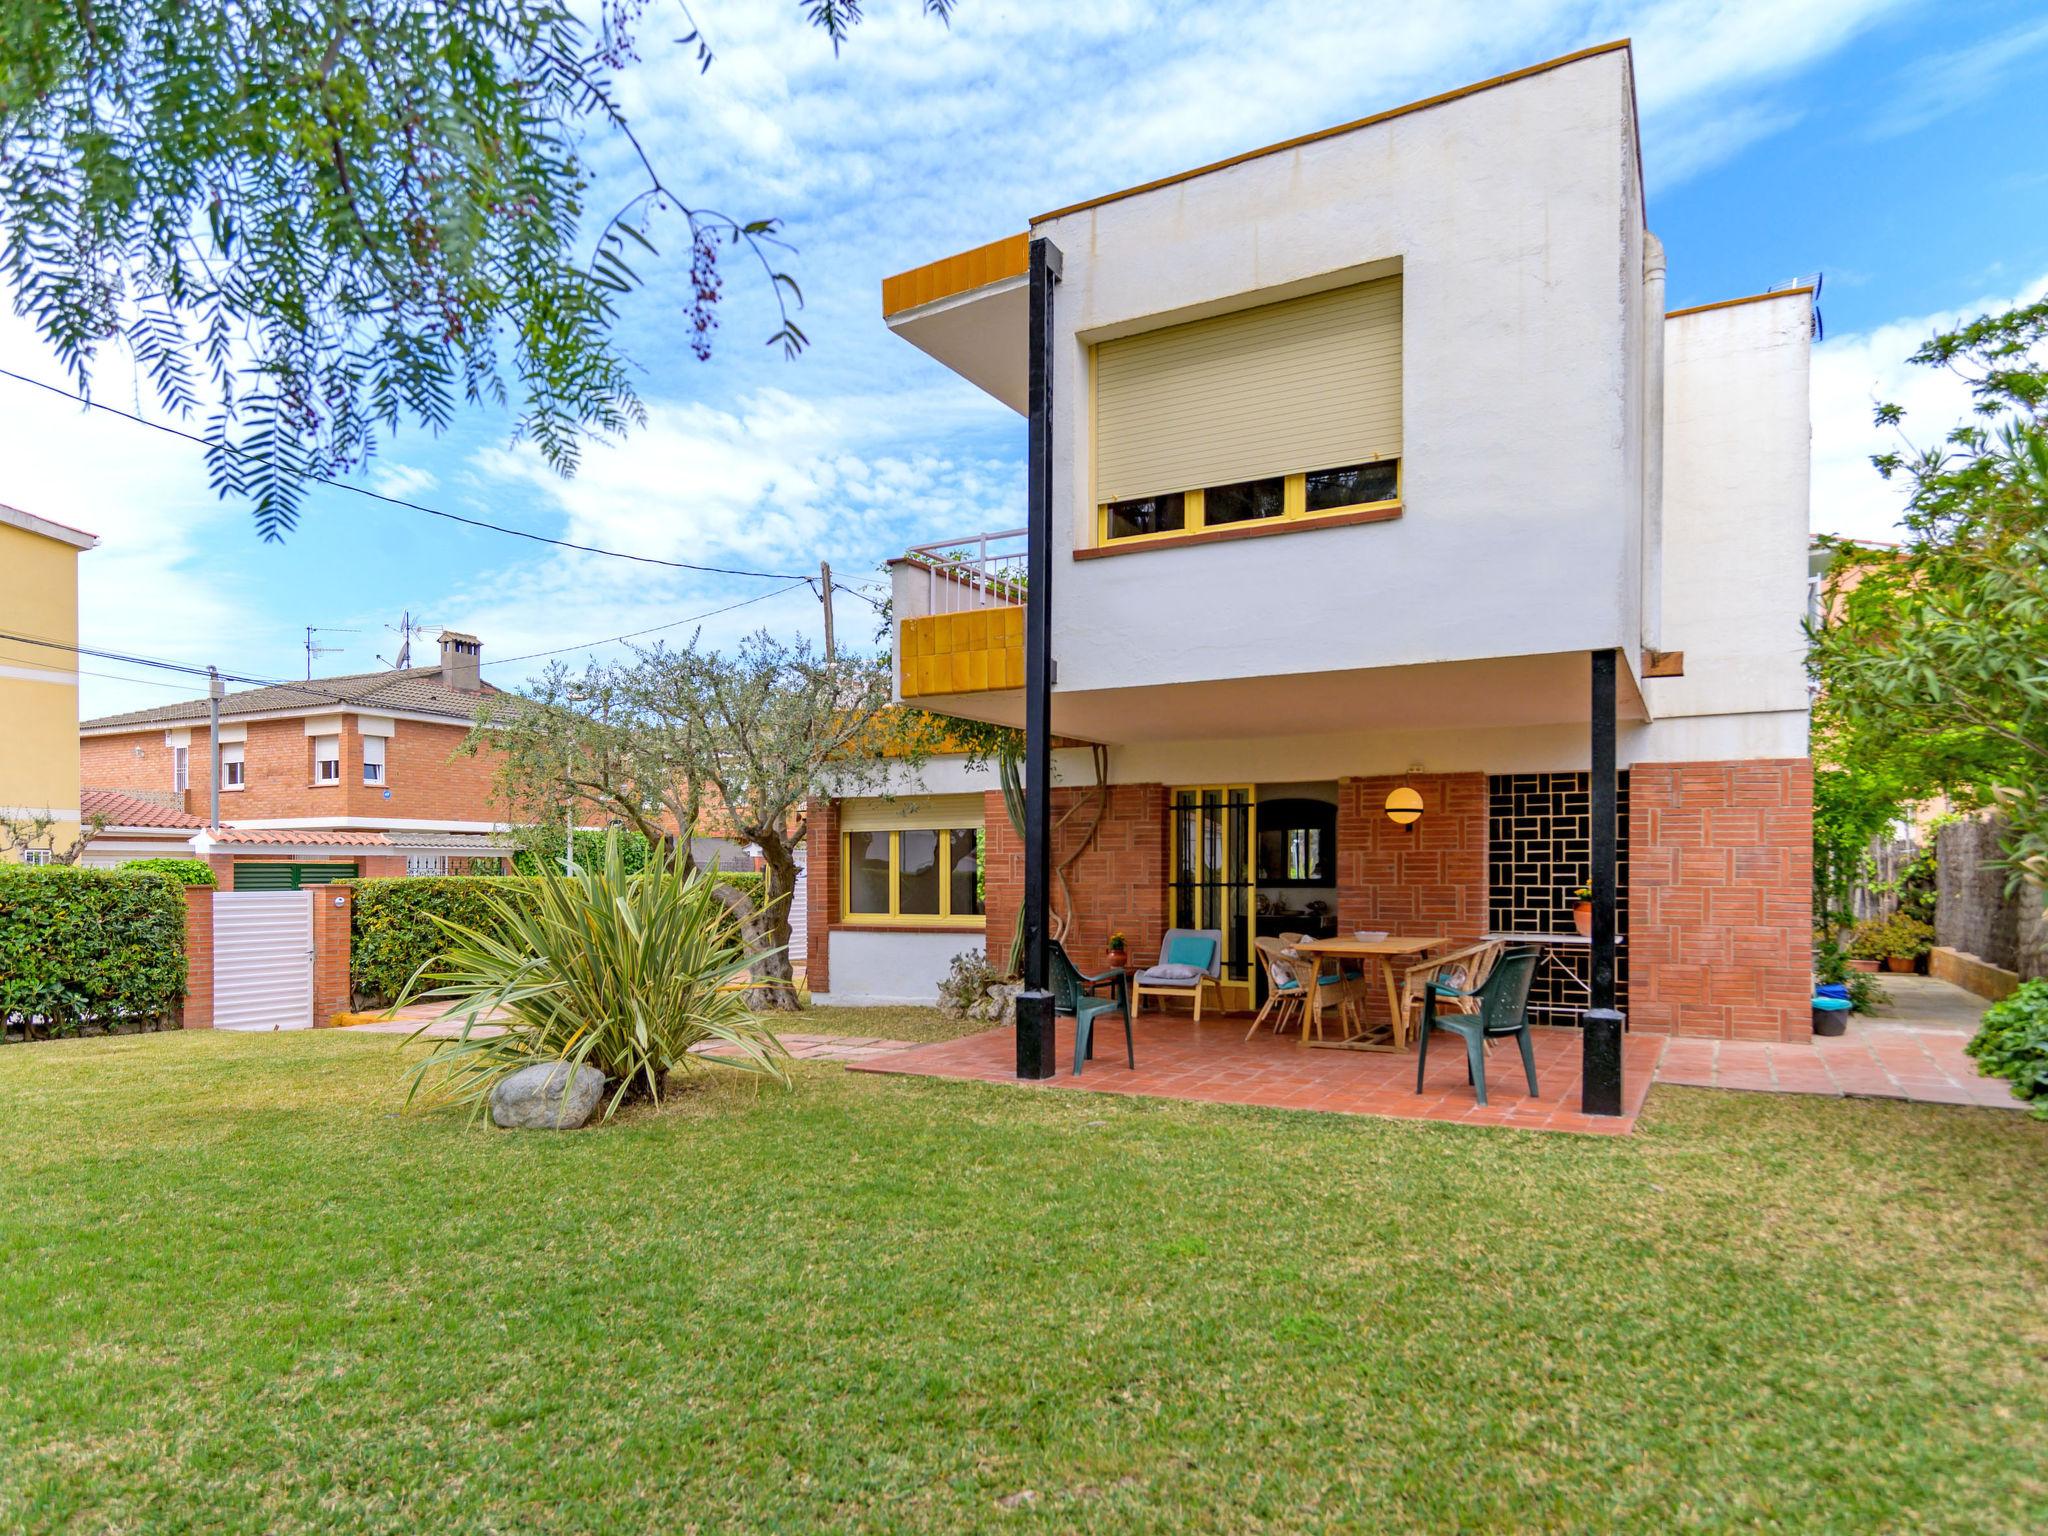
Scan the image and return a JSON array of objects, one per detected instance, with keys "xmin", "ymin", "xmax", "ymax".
[{"xmin": 232, "ymin": 862, "xmax": 359, "ymax": 891}]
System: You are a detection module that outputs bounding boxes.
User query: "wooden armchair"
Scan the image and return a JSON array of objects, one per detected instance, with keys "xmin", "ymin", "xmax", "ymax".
[{"xmin": 1391, "ymin": 939, "xmax": 1502, "ymax": 1050}]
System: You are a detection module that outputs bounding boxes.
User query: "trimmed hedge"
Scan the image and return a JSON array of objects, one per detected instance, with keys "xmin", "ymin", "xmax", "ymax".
[
  {"xmin": 116, "ymin": 857, "xmax": 217, "ymax": 888},
  {"xmin": 350, "ymin": 869, "xmax": 776, "ymax": 1006},
  {"xmin": 0, "ymin": 866, "xmax": 187, "ymax": 1038},
  {"xmin": 351, "ymin": 877, "xmax": 541, "ymax": 1006}
]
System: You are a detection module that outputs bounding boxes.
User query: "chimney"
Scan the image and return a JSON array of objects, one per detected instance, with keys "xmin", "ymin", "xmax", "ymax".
[{"xmin": 437, "ymin": 631, "xmax": 482, "ymax": 693}]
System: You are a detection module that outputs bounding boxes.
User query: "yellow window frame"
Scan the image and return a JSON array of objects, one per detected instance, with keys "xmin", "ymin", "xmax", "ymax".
[
  {"xmin": 1095, "ymin": 459, "xmax": 1402, "ymax": 547},
  {"xmin": 840, "ymin": 826, "xmax": 986, "ymax": 928}
]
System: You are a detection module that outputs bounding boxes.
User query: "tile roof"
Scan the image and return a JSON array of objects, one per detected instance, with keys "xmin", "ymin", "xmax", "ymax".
[
  {"xmin": 80, "ymin": 666, "xmax": 514, "ymax": 731},
  {"xmin": 80, "ymin": 787, "xmax": 204, "ymax": 829},
  {"xmin": 207, "ymin": 828, "xmax": 393, "ymax": 846}
]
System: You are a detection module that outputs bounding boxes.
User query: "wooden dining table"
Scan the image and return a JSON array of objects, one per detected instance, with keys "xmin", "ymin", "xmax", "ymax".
[{"xmin": 1290, "ymin": 935, "xmax": 1447, "ymax": 1052}]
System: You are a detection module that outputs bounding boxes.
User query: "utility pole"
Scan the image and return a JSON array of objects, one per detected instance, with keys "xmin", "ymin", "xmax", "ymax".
[
  {"xmin": 207, "ymin": 666, "xmax": 224, "ymax": 828},
  {"xmin": 819, "ymin": 560, "xmax": 836, "ymax": 660}
]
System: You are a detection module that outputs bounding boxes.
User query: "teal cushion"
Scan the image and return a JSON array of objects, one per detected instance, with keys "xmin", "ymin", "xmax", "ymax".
[{"xmin": 1167, "ymin": 935, "xmax": 1216, "ymax": 970}]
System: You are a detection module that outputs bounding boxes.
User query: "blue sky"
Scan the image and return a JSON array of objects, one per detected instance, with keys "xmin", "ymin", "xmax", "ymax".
[{"xmin": 7, "ymin": 0, "xmax": 2048, "ymax": 718}]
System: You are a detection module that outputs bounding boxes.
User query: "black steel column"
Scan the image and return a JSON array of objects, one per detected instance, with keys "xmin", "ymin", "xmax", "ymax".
[
  {"xmin": 1583, "ymin": 647, "xmax": 1624, "ymax": 1115},
  {"xmin": 1014, "ymin": 236, "xmax": 1062, "ymax": 1080}
]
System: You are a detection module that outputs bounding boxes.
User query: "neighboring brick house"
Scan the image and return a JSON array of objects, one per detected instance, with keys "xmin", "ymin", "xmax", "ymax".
[
  {"xmin": 76, "ymin": 787, "xmax": 205, "ymax": 866},
  {"xmin": 78, "ymin": 631, "xmax": 517, "ymax": 887}
]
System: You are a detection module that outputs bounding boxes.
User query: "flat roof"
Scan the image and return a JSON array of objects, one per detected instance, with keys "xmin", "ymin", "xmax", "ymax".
[
  {"xmin": 0, "ymin": 502, "xmax": 98, "ymax": 550},
  {"xmin": 881, "ymin": 40, "xmax": 1637, "ymax": 321}
]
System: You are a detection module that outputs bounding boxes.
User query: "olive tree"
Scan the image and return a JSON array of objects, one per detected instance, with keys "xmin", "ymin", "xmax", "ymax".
[{"xmin": 479, "ymin": 631, "xmax": 943, "ymax": 1009}]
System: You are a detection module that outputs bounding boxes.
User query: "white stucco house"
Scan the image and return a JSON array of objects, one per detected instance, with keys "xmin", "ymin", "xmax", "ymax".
[{"xmin": 811, "ymin": 41, "xmax": 1817, "ymax": 1041}]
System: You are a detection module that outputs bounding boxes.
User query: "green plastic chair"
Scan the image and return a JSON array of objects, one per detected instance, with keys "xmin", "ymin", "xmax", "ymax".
[
  {"xmin": 1415, "ymin": 948, "xmax": 1538, "ymax": 1106},
  {"xmin": 1051, "ymin": 940, "xmax": 1134, "ymax": 1074}
]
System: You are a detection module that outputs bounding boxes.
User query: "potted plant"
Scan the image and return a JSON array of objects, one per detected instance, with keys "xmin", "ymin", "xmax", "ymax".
[
  {"xmin": 1883, "ymin": 914, "xmax": 1935, "ymax": 973},
  {"xmin": 1571, "ymin": 886, "xmax": 1592, "ymax": 937},
  {"xmin": 1106, "ymin": 930, "xmax": 1129, "ymax": 969},
  {"xmin": 1846, "ymin": 913, "xmax": 1934, "ymax": 974}
]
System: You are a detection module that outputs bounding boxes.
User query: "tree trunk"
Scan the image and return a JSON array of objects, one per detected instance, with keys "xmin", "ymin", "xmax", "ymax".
[{"xmin": 747, "ymin": 833, "xmax": 804, "ymax": 1012}]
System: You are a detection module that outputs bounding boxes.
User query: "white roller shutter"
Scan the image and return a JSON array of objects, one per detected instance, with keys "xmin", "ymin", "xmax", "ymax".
[
  {"xmin": 1094, "ymin": 276, "xmax": 1402, "ymax": 503},
  {"xmin": 212, "ymin": 892, "xmax": 314, "ymax": 1031}
]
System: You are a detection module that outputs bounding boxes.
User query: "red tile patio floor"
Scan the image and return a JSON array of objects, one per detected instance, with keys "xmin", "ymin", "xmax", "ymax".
[{"xmin": 846, "ymin": 1013, "xmax": 1665, "ymax": 1135}]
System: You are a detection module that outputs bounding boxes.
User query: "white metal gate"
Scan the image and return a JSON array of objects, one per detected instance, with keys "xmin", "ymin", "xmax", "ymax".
[{"xmin": 212, "ymin": 891, "xmax": 315, "ymax": 1031}]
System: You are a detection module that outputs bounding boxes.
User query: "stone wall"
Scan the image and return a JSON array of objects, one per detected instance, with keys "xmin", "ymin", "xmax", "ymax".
[{"xmin": 1937, "ymin": 815, "xmax": 2048, "ymax": 980}]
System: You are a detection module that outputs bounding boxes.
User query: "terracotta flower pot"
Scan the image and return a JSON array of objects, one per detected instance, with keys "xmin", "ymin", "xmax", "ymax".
[
  {"xmin": 1107, "ymin": 948, "xmax": 1128, "ymax": 971},
  {"xmin": 1884, "ymin": 956, "xmax": 1915, "ymax": 973},
  {"xmin": 1847, "ymin": 958, "xmax": 1881, "ymax": 973},
  {"xmin": 1572, "ymin": 901, "xmax": 1592, "ymax": 937}
]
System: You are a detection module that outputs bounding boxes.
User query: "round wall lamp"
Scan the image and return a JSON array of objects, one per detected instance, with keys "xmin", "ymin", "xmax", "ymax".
[{"xmin": 1384, "ymin": 785, "xmax": 1424, "ymax": 830}]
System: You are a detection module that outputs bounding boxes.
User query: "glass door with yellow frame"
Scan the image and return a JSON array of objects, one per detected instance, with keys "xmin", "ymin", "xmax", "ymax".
[{"xmin": 1168, "ymin": 785, "xmax": 1256, "ymax": 1012}]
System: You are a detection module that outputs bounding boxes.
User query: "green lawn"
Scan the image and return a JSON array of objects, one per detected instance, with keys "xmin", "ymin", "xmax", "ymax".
[{"xmin": 3, "ymin": 1031, "xmax": 2043, "ymax": 1533}]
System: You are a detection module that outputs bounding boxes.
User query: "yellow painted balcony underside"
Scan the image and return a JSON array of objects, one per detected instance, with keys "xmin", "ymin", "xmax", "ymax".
[{"xmin": 898, "ymin": 607, "xmax": 1025, "ymax": 699}]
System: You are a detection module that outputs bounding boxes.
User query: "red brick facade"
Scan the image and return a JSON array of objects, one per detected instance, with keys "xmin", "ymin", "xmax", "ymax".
[
  {"xmin": 804, "ymin": 798, "xmax": 840, "ymax": 994},
  {"xmin": 981, "ymin": 783, "xmax": 1171, "ymax": 970},
  {"xmin": 81, "ymin": 715, "xmax": 505, "ymax": 826},
  {"xmin": 1626, "ymin": 759, "xmax": 1813, "ymax": 1041},
  {"xmin": 813, "ymin": 756, "xmax": 1815, "ymax": 1041},
  {"xmin": 1335, "ymin": 773, "xmax": 1490, "ymax": 939}
]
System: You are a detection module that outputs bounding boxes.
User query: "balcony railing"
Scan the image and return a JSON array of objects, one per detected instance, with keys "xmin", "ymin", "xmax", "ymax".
[{"xmin": 901, "ymin": 529, "xmax": 1026, "ymax": 614}]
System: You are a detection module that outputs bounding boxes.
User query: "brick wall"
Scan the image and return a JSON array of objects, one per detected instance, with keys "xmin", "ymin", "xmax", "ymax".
[
  {"xmin": 982, "ymin": 783, "xmax": 1170, "ymax": 970},
  {"xmin": 82, "ymin": 715, "xmax": 506, "ymax": 825},
  {"xmin": 1335, "ymin": 774, "xmax": 1490, "ymax": 937},
  {"xmin": 180, "ymin": 887, "xmax": 213, "ymax": 1029},
  {"xmin": 1628, "ymin": 759, "xmax": 1812, "ymax": 1041},
  {"xmin": 312, "ymin": 885, "xmax": 353, "ymax": 1025},
  {"xmin": 805, "ymin": 798, "xmax": 839, "ymax": 994}
]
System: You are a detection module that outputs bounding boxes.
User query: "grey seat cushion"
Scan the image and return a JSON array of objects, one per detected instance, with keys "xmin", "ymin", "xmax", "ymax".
[{"xmin": 1139, "ymin": 963, "xmax": 1204, "ymax": 985}]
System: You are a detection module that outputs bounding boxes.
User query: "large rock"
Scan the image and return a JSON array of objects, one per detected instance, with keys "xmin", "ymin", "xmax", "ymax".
[{"xmin": 491, "ymin": 1061, "xmax": 608, "ymax": 1130}]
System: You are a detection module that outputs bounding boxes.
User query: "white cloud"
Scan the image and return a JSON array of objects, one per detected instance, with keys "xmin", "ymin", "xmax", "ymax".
[
  {"xmin": 1810, "ymin": 270, "xmax": 2048, "ymax": 542},
  {"xmin": 368, "ymin": 463, "xmax": 439, "ymax": 500},
  {"xmin": 0, "ymin": 309, "xmax": 254, "ymax": 718}
]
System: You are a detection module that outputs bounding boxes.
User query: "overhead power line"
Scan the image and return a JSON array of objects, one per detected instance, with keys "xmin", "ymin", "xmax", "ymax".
[
  {"xmin": 0, "ymin": 366, "xmax": 813, "ymax": 582},
  {"xmin": 484, "ymin": 580, "xmax": 813, "ymax": 666}
]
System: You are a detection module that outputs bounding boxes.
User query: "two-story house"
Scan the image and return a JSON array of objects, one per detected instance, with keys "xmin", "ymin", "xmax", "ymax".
[
  {"xmin": 0, "ymin": 503, "xmax": 98, "ymax": 862},
  {"xmin": 810, "ymin": 41, "xmax": 1815, "ymax": 1048},
  {"xmin": 79, "ymin": 631, "xmax": 515, "ymax": 886}
]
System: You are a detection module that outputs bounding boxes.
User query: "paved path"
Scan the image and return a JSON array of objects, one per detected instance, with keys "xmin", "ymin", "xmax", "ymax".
[{"xmin": 1650, "ymin": 975, "xmax": 2020, "ymax": 1109}]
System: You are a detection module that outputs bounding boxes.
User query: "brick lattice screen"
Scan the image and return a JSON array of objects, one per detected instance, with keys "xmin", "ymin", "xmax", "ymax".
[{"xmin": 1486, "ymin": 772, "xmax": 1630, "ymax": 1020}]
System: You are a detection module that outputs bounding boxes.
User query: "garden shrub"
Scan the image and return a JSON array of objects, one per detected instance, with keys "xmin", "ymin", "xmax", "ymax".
[
  {"xmin": 0, "ymin": 866, "xmax": 186, "ymax": 1038},
  {"xmin": 1846, "ymin": 912, "xmax": 1935, "ymax": 962},
  {"xmin": 116, "ymin": 857, "xmax": 216, "ymax": 887},
  {"xmin": 511, "ymin": 827, "xmax": 651, "ymax": 876},
  {"xmin": 1965, "ymin": 979, "xmax": 2048, "ymax": 1117}
]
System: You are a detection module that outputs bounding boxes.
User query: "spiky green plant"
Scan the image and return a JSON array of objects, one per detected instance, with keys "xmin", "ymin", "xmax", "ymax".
[{"xmin": 400, "ymin": 833, "xmax": 788, "ymax": 1121}]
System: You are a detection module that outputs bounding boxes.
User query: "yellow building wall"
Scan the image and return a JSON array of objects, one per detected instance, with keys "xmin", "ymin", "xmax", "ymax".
[
  {"xmin": 898, "ymin": 607, "xmax": 1025, "ymax": 700},
  {"xmin": 0, "ymin": 520, "xmax": 85, "ymax": 856}
]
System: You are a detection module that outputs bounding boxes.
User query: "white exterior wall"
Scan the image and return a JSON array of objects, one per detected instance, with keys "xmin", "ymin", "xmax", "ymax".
[
  {"xmin": 1647, "ymin": 295, "xmax": 1814, "ymax": 733},
  {"xmin": 819, "ymin": 930, "xmax": 980, "ymax": 1006},
  {"xmin": 1039, "ymin": 48, "xmax": 1646, "ymax": 698}
]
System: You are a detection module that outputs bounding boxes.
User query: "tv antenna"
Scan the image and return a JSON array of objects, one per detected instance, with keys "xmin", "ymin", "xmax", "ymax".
[
  {"xmin": 379, "ymin": 610, "xmax": 435, "ymax": 669},
  {"xmin": 304, "ymin": 625, "xmax": 361, "ymax": 679}
]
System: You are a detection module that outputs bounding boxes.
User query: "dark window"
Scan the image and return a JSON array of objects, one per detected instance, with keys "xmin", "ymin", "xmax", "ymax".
[
  {"xmin": 1203, "ymin": 477, "xmax": 1285, "ymax": 525},
  {"xmin": 1105, "ymin": 492, "xmax": 1186, "ymax": 539},
  {"xmin": 1305, "ymin": 460, "xmax": 1399, "ymax": 512},
  {"xmin": 847, "ymin": 830, "xmax": 891, "ymax": 914},
  {"xmin": 949, "ymin": 828, "xmax": 983, "ymax": 916},
  {"xmin": 898, "ymin": 829, "xmax": 942, "ymax": 915}
]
